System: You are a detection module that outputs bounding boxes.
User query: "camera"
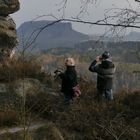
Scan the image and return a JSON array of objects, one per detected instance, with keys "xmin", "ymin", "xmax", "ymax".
[
  {"xmin": 54, "ymin": 69, "xmax": 62, "ymax": 79},
  {"xmin": 54, "ymin": 70, "xmax": 62, "ymax": 74},
  {"xmin": 99, "ymin": 56, "xmax": 103, "ymax": 61}
]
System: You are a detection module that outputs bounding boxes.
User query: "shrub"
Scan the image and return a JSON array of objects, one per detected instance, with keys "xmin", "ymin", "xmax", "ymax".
[
  {"xmin": 0, "ymin": 58, "xmax": 45, "ymax": 82},
  {"xmin": 23, "ymin": 76, "xmax": 140, "ymax": 140},
  {"xmin": 0, "ymin": 110, "xmax": 20, "ymax": 127}
]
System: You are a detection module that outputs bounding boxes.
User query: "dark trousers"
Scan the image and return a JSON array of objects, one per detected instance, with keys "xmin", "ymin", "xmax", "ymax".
[{"xmin": 63, "ymin": 90, "xmax": 74, "ymax": 105}]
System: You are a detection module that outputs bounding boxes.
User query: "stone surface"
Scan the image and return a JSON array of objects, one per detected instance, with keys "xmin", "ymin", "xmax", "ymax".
[
  {"xmin": 13, "ymin": 78, "xmax": 46, "ymax": 97},
  {"xmin": 0, "ymin": 0, "xmax": 20, "ymax": 59},
  {"xmin": 0, "ymin": 16, "xmax": 18, "ymax": 49},
  {"xmin": 0, "ymin": 78, "xmax": 58, "ymax": 98},
  {"xmin": 0, "ymin": 0, "xmax": 20, "ymax": 15}
]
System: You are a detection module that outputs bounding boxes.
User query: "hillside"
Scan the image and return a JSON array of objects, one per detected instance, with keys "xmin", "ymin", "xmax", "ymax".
[
  {"xmin": 45, "ymin": 40, "xmax": 140, "ymax": 63},
  {"xmin": 125, "ymin": 31, "xmax": 140, "ymax": 41},
  {"xmin": 0, "ymin": 51, "xmax": 139, "ymax": 140},
  {"xmin": 17, "ymin": 20, "xmax": 89, "ymax": 51}
]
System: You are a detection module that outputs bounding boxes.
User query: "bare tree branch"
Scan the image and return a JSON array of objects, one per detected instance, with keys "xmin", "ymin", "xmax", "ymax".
[
  {"xmin": 135, "ymin": 0, "xmax": 140, "ymax": 2},
  {"xmin": 63, "ymin": 18, "xmax": 140, "ymax": 28},
  {"xmin": 22, "ymin": 19, "xmax": 62, "ymax": 51},
  {"xmin": 23, "ymin": 16, "xmax": 140, "ymax": 50}
]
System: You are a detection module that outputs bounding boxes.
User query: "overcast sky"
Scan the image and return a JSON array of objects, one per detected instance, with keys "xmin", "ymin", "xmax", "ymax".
[{"xmin": 11, "ymin": 0, "xmax": 139, "ymax": 34}]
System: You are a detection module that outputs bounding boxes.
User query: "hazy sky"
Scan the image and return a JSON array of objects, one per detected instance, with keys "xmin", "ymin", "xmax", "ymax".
[{"xmin": 11, "ymin": 0, "xmax": 139, "ymax": 34}]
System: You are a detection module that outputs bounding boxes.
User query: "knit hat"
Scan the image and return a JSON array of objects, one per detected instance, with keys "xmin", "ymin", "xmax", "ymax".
[
  {"xmin": 65, "ymin": 57, "xmax": 75, "ymax": 66},
  {"xmin": 101, "ymin": 51, "xmax": 110, "ymax": 59}
]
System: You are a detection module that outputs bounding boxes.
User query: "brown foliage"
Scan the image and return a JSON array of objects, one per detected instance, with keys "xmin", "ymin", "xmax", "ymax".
[
  {"xmin": 0, "ymin": 58, "xmax": 139, "ymax": 139},
  {"xmin": 0, "ymin": 110, "xmax": 19, "ymax": 127},
  {"xmin": 0, "ymin": 58, "xmax": 45, "ymax": 82},
  {"xmin": 24, "ymin": 78, "xmax": 140, "ymax": 140}
]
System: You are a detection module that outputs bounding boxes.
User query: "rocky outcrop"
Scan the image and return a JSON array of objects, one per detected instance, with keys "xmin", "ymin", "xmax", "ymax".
[
  {"xmin": 0, "ymin": 0, "xmax": 20, "ymax": 60},
  {"xmin": 13, "ymin": 78, "xmax": 46, "ymax": 97},
  {"xmin": 0, "ymin": 78, "xmax": 58, "ymax": 97},
  {"xmin": 0, "ymin": 16, "xmax": 18, "ymax": 48},
  {"xmin": 0, "ymin": 0, "xmax": 20, "ymax": 15}
]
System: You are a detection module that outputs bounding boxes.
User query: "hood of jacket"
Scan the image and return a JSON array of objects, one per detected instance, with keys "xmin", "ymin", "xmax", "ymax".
[{"xmin": 101, "ymin": 60, "xmax": 115, "ymax": 69}]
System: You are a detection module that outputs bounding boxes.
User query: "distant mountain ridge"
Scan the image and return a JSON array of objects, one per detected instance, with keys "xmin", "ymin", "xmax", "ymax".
[
  {"xmin": 17, "ymin": 20, "xmax": 89, "ymax": 51},
  {"xmin": 125, "ymin": 31, "xmax": 140, "ymax": 41},
  {"xmin": 89, "ymin": 31, "xmax": 140, "ymax": 42},
  {"xmin": 17, "ymin": 20, "xmax": 140, "ymax": 52}
]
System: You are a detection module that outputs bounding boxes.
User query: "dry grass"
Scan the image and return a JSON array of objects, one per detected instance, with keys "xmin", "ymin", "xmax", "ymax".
[
  {"xmin": 0, "ymin": 58, "xmax": 139, "ymax": 139},
  {"xmin": 23, "ymin": 78, "xmax": 140, "ymax": 140},
  {"xmin": 0, "ymin": 110, "xmax": 19, "ymax": 127},
  {"xmin": 0, "ymin": 58, "xmax": 45, "ymax": 82},
  {"xmin": 0, "ymin": 82, "xmax": 139, "ymax": 140}
]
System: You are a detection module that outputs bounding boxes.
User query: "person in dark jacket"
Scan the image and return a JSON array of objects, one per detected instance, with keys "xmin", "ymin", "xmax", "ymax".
[
  {"xmin": 55, "ymin": 57, "xmax": 78, "ymax": 105},
  {"xmin": 89, "ymin": 51, "xmax": 116, "ymax": 101}
]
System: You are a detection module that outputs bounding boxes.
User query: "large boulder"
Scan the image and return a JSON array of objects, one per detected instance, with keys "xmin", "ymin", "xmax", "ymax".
[
  {"xmin": 0, "ymin": 78, "xmax": 58, "ymax": 98},
  {"xmin": 0, "ymin": 16, "xmax": 18, "ymax": 49},
  {"xmin": 13, "ymin": 78, "xmax": 46, "ymax": 97},
  {"xmin": 0, "ymin": 0, "xmax": 20, "ymax": 15}
]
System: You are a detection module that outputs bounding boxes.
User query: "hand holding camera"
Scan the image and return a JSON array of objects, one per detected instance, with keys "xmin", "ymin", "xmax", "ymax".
[
  {"xmin": 96, "ymin": 56, "xmax": 102, "ymax": 62},
  {"xmin": 54, "ymin": 70, "xmax": 62, "ymax": 79},
  {"xmin": 54, "ymin": 69, "xmax": 62, "ymax": 75}
]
